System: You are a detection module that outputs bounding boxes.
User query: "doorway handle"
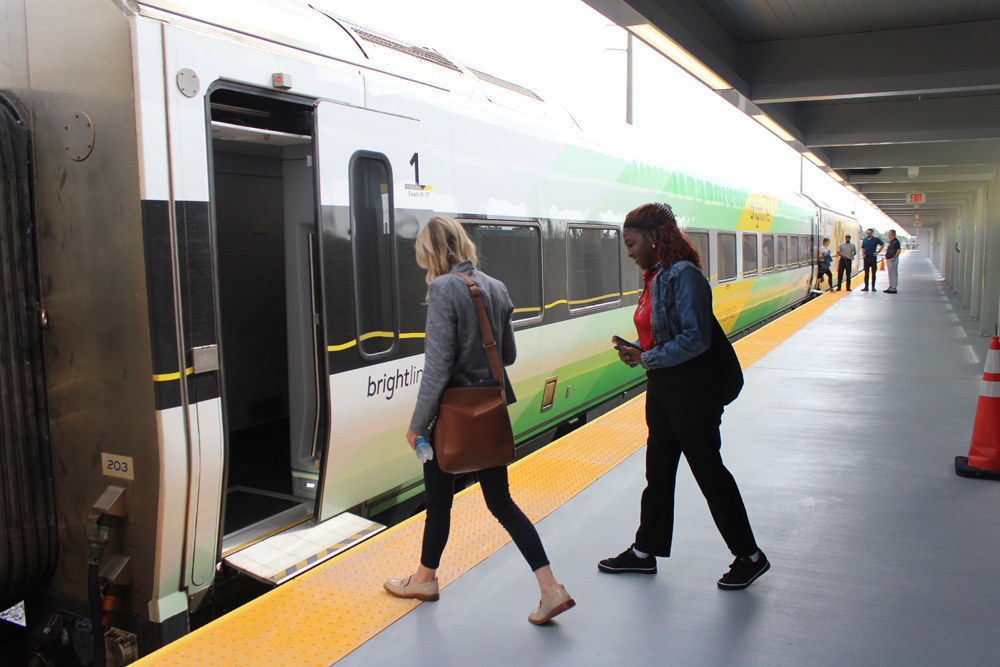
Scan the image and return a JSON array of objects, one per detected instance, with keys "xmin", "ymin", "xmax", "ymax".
[{"xmin": 307, "ymin": 233, "xmax": 323, "ymax": 460}]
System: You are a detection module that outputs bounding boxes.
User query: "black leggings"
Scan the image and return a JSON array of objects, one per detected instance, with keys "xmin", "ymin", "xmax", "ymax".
[
  {"xmin": 420, "ymin": 454, "xmax": 549, "ymax": 572},
  {"xmin": 816, "ymin": 267, "xmax": 833, "ymax": 289}
]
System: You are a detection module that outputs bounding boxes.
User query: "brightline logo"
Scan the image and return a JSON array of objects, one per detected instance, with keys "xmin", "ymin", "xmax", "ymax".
[{"xmin": 367, "ymin": 364, "xmax": 423, "ymax": 401}]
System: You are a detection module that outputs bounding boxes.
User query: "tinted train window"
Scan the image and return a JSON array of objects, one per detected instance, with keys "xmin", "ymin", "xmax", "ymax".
[
  {"xmin": 777, "ymin": 235, "xmax": 787, "ymax": 268},
  {"xmin": 742, "ymin": 233, "xmax": 757, "ymax": 276},
  {"xmin": 350, "ymin": 154, "xmax": 396, "ymax": 357},
  {"xmin": 686, "ymin": 231, "xmax": 710, "ymax": 279},
  {"xmin": 463, "ymin": 223, "xmax": 542, "ymax": 323},
  {"xmin": 762, "ymin": 235, "xmax": 774, "ymax": 271},
  {"xmin": 789, "ymin": 236, "xmax": 800, "ymax": 267},
  {"xmin": 567, "ymin": 226, "xmax": 621, "ymax": 311},
  {"xmin": 718, "ymin": 233, "xmax": 737, "ymax": 282},
  {"xmin": 801, "ymin": 238, "xmax": 813, "ymax": 264}
]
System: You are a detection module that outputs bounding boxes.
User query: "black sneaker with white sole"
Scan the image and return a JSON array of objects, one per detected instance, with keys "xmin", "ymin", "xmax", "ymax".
[
  {"xmin": 717, "ymin": 551, "xmax": 770, "ymax": 590},
  {"xmin": 598, "ymin": 545, "xmax": 657, "ymax": 574}
]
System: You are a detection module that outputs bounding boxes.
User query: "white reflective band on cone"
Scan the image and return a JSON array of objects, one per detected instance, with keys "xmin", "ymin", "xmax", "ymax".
[
  {"xmin": 986, "ymin": 351, "xmax": 1000, "ymax": 374},
  {"xmin": 981, "ymin": 381, "xmax": 1000, "ymax": 398}
]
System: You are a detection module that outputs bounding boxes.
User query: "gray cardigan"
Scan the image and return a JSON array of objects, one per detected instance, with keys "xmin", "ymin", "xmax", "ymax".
[{"xmin": 409, "ymin": 260, "xmax": 517, "ymax": 438}]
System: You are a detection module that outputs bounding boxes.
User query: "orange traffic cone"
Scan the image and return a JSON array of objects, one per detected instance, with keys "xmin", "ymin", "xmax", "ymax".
[
  {"xmin": 879, "ymin": 258, "xmax": 885, "ymax": 271},
  {"xmin": 955, "ymin": 336, "xmax": 1000, "ymax": 480}
]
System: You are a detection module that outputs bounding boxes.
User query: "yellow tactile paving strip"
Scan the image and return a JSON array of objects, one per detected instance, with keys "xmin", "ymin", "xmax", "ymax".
[{"xmin": 134, "ymin": 290, "xmax": 848, "ymax": 667}]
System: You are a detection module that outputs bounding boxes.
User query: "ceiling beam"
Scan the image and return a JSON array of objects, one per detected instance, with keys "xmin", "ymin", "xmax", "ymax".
[
  {"xmin": 860, "ymin": 182, "xmax": 987, "ymax": 194},
  {"xmin": 847, "ymin": 167, "xmax": 996, "ymax": 184},
  {"xmin": 826, "ymin": 141, "xmax": 1000, "ymax": 170},
  {"xmin": 746, "ymin": 20, "xmax": 1000, "ymax": 104},
  {"xmin": 802, "ymin": 95, "xmax": 1000, "ymax": 147}
]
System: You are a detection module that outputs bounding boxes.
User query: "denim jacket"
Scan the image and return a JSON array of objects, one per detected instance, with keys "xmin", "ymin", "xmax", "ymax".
[{"xmin": 638, "ymin": 260, "xmax": 713, "ymax": 370}]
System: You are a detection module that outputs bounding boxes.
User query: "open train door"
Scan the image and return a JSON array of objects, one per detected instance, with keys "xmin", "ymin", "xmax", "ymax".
[{"xmin": 313, "ymin": 100, "xmax": 434, "ymax": 523}]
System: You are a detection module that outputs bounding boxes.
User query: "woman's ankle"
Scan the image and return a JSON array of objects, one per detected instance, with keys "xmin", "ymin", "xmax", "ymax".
[{"xmin": 411, "ymin": 565, "xmax": 437, "ymax": 584}]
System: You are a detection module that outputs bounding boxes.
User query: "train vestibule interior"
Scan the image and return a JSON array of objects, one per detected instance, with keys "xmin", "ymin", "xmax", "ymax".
[{"xmin": 208, "ymin": 90, "xmax": 325, "ymax": 546}]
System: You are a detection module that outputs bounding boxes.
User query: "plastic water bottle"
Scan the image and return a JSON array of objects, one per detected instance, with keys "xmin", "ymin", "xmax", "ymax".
[{"xmin": 415, "ymin": 436, "xmax": 434, "ymax": 463}]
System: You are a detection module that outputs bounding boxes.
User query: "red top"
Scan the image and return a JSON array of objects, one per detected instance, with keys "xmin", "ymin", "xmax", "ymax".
[{"xmin": 635, "ymin": 268, "xmax": 660, "ymax": 351}]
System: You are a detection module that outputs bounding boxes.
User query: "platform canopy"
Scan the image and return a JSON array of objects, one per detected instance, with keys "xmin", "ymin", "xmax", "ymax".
[{"xmin": 583, "ymin": 0, "xmax": 1000, "ymax": 238}]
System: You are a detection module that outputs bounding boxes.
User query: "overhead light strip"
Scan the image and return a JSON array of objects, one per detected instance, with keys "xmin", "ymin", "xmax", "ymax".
[
  {"xmin": 803, "ymin": 152, "xmax": 826, "ymax": 167},
  {"xmin": 627, "ymin": 23, "xmax": 731, "ymax": 91},
  {"xmin": 752, "ymin": 114, "xmax": 795, "ymax": 142}
]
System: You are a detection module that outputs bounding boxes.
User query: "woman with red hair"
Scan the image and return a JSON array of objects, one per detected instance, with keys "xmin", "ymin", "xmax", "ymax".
[{"xmin": 598, "ymin": 203, "xmax": 769, "ymax": 590}]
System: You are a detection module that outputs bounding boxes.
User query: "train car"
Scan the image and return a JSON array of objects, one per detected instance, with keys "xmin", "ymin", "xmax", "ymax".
[{"xmin": 0, "ymin": 0, "xmax": 855, "ymax": 660}]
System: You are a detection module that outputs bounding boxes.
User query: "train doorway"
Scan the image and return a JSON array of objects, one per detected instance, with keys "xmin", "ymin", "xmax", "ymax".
[{"xmin": 207, "ymin": 89, "xmax": 328, "ymax": 557}]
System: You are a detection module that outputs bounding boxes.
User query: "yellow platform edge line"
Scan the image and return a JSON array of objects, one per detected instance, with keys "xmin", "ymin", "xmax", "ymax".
[{"xmin": 133, "ymin": 291, "xmax": 845, "ymax": 667}]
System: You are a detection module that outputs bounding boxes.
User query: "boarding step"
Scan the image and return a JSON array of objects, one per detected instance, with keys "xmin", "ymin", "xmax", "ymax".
[{"xmin": 223, "ymin": 511, "xmax": 385, "ymax": 585}]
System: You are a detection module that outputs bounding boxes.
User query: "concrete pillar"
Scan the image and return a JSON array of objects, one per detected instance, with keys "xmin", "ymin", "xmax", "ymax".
[
  {"xmin": 961, "ymin": 212, "xmax": 973, "ymax": 306},
  {"xmin": 971, "ymin": 191, "xmax": 986, "ymax": 321},
  {"xmin": 948, "ymin": 216, "xmax": 962, "ymax": 294},
  {"xmin": 981, "ymin": 173, "xmax": 1000, "ymax": 337}
]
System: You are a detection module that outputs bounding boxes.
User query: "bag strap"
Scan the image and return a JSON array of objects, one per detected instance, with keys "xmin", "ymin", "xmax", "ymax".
[{"xmin": 455, "ymin": 272, "xmax": 505, "ymax": 391}]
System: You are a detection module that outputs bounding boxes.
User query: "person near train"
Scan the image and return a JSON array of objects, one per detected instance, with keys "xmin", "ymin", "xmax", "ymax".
[
  {"xmin": 860, "ymin": 228, "xmax": 885, "ymax": 291},
  {"xmin": 836, "ymin": 234, "xmax": 857, "ymax": 291},
  {"xmin": 814, "ymin": 237, "xmax": 833, "ymax": 292},
  {"xmin": 883, "ymin": 229, "xmax": 901, "ymax": 293},
  {"xmin": 383, "ymin": 215, "xmax": 575, "ymax": 625},
  {"xmin": 598, "ymin": 202, "xmax": 769, "ymax": 590}
]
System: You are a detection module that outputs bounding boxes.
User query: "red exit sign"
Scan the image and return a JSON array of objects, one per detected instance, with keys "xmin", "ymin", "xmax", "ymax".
[{"xmin": 908, "ymin": 192, "xmax": 926, "ymax": 204}]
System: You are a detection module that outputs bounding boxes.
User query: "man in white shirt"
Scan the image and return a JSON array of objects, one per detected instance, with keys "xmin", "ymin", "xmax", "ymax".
[{"xmin": 836, "ymin": 235, "xmax": 857, "ymax": 291}]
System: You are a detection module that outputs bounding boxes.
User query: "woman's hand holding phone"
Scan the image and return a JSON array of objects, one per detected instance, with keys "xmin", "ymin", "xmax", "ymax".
[{"xmin": 611, "ymin": 336, "xmax": 643, "ymax": 369}]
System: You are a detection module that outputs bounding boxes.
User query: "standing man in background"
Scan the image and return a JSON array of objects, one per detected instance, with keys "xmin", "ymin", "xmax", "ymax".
[
  {"xmin": 860, "ymin": 228, "xmax": 884, "ymax": 292},
  {"xmin": 837, "ymin": 234, "xmax": 857, "ymax": 292},
  {"xmin": 883, "ymin": 230, "xmax": 901, "ymax": 294}
]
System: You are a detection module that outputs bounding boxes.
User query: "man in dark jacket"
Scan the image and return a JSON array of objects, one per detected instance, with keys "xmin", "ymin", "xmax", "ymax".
[{"xmin": 860, "ymin": 228, "xmax": 884, "ymax": 291}]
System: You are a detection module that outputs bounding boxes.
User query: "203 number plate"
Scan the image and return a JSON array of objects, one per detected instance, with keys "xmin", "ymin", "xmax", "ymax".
[{"xmin": 102, "ymin": 453, "xmax": 134, "ymax": 480}]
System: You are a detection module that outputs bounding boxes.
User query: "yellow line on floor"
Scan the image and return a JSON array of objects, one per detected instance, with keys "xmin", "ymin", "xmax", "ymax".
[{"xmin": 133, "ymin": 291, "xmax": 846, "ymax": 667}]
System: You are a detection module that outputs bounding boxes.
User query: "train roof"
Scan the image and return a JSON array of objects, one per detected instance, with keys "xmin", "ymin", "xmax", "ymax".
[{"xmin": 135, "ymin": 0, "xmax": 580, "ymax": 130}]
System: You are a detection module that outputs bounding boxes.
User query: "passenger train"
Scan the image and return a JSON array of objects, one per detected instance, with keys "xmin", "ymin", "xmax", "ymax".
[{"xmin": 0, "ymin": 0, "xmax": 861, "ymax": 660}]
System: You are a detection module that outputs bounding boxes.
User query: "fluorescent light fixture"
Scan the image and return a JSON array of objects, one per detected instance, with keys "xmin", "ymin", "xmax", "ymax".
[
  {"xmin": 830, "ymin": 171, "xmax": 845, "ymax": 182},
  {"xmin": 803, "ymin": 152, "xmax": 826, "ymax": 167},
  {"xmin": 752, "ymin": 114, "xmax": 795, "ymax": 142},
  {"xmin": 628, "ymin": 24, "xmax": 731, "ymax": 90}
]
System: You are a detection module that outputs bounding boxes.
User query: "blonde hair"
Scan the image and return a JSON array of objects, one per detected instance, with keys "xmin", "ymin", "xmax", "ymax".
[{"xmin": 414, "ymin": 216, "xmax": 477, "ymax": 285}]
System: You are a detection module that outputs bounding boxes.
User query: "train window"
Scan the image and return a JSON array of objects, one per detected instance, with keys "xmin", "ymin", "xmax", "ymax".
[
  {"xmin": 567, "ymin": 226, "xmax": 621, "ymax": 311},
  {"xmin": 685, "ymin": 231, "xmax": 710, "ymax": 279},
  {"xmin": 718, "ymin": 233, "xmax": 737, "ymax": 282},
  {"xmin": 801, "ymin": 238, "xmax": 813, "ymax": 264},
  {"xmin": 777, "ymin": 235, "xmax": 787, "ymax": 269},
  {"xmin": 350, "ymin": 153, "xmax": 397, "ymax": 358},
  {"xmin": 462, "ymin": 223, "xmax": 542, "ymax": 323},
  {"xmin": 789, "ymin": 236, "xmax": 800, "ymax": 267},
  {"xmin": 742, "ymin": 233, "xmax": 758, "ymax": 277},
  {"xmin": 762, "ymin": 235, "xmax": 774, "ymax": 271}
]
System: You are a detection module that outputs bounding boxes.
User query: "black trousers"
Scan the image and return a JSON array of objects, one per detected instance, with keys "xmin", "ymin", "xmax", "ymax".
[
  {"xmin": 420, "ymin": 453, "xmax": 549, "ymax": 571},
  {"xmin": 635, "ymin": 364, "xmax": 758, "ymax": 558},
  {"xmin": 837, "ymin": 259, "xmax": 852, "ymax": 290},
  {"xmin": 863, "ymin": 255, "xmax": 878, "ymax": 288}
]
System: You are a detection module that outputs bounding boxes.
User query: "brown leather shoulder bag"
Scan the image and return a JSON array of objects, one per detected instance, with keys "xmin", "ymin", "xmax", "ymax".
[{"xmin": 433, "ymin": 273, "xmax": 516, "ymax": 474}]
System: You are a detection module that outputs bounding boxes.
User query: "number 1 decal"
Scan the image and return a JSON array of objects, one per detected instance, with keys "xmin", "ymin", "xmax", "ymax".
[{"xmin": 410, "ymin": 152, "xmax": 419, "ymax": 185}]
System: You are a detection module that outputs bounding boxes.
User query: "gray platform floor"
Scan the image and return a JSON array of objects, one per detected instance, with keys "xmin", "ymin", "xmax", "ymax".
[{"xmin": 338, "ymin": 253, "xmax": 1000, "ymax": 666}]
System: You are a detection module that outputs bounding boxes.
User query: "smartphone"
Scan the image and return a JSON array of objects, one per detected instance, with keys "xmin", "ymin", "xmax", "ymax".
[{"xmin": 612, "ymin": 335, "xmax": 640, "ymax": 350}]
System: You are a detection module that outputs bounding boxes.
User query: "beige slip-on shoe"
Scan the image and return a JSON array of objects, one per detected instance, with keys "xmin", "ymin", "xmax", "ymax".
[
  {"xmin": 383, "ymin": 575, "xmax": 439, "ymax": 602},
  {"xmin": 528, "ymin": 585, "xmax": 575, "ymax": 625}
]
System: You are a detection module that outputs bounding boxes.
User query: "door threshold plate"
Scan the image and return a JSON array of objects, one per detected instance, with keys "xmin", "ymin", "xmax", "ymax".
[{"xmin": 223, "ymin": 512, "xmax": 385, "ymax": 585}]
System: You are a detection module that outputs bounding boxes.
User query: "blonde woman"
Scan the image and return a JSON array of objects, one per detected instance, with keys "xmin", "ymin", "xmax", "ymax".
[{"xmin": 383, "ymin": 216, "xmax": 575, "ymax": 625}]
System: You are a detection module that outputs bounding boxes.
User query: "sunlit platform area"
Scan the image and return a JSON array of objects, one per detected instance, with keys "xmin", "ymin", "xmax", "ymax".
[{"xmin": 137, "ymin": 252, "xmax": 1000, "ymax": 667}]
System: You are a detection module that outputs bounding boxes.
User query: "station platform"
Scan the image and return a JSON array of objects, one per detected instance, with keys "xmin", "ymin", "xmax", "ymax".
[{"xmin": 136, "ymin": 252, "xmax": 1000, "ymax": 667}]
